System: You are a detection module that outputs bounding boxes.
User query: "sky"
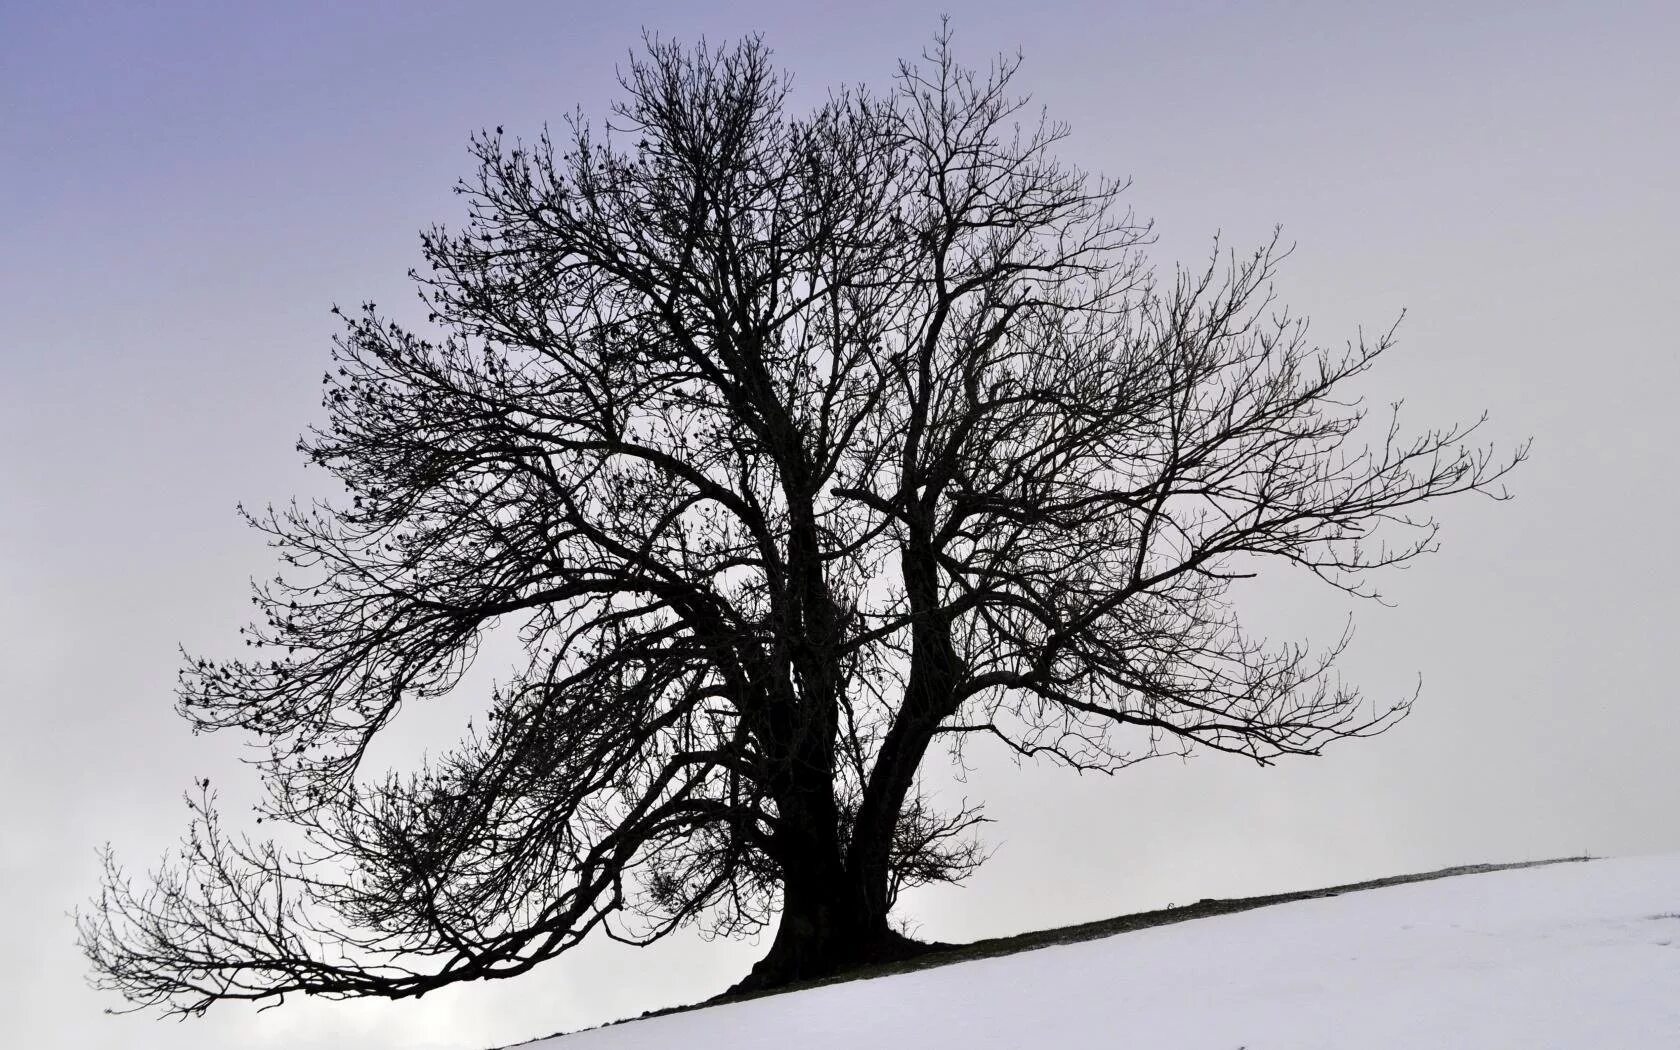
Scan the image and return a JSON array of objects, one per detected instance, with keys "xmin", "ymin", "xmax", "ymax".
[{"xmin": 2, "ymin": 1, "xmax": 1676, "ymax": 1047}]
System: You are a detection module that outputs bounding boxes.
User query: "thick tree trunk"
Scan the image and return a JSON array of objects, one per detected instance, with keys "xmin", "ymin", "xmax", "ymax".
[
  {"xmin": 726, "ymin": 763, "xmax": 922, "ymax": 995},
  {"xmin": 726, "ymin": 866, "xmax": 930, "ymax": 995},
  {"xmin": 724, "ymin": 494, "xmax": 952, "ymax": 995}
]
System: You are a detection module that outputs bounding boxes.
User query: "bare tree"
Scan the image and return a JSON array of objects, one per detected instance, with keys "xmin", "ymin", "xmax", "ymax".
[{"xmin": 81, "ymin": 27, "xmax": 1524, "ymax": 1016}]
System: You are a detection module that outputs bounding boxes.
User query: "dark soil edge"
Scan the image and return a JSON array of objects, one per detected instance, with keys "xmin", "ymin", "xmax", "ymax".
[{"xmin": 495, "ymin": 854, "xmax": 1593, "ymax": 1047}]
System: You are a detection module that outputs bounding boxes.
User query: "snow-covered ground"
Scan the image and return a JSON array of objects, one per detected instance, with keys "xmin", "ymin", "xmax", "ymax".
[{"xmin": 535, "ymin": 854, "xmax": 1679, "ymax": 1049}]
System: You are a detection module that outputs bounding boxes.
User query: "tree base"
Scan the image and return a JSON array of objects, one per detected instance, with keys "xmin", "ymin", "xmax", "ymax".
[{"xmin": 720, "ymin": 925, "xmax": 945, "ymax": 998}]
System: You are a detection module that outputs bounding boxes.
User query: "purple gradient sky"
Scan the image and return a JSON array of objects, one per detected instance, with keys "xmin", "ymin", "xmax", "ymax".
[{"xmin": 4, "ymin": 2, "xmax": 1677, "ymax": 1047}]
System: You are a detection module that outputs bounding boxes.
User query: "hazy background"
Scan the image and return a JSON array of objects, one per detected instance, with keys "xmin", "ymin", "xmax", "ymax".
[{"xmin": 3, "ymin": 1, "xmax": 1676, "ymax": 1047}]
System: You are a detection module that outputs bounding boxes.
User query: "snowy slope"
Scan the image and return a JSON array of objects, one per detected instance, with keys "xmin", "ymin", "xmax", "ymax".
[{"xmin": 533, "ymin": 853, "xmax": 1680, "ymax": 1049}]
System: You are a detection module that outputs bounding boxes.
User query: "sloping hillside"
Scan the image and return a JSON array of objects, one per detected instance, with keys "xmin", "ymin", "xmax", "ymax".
[{"xmin": 527, "ymin": 853, "xmax": 1679, "ymax": 1049}]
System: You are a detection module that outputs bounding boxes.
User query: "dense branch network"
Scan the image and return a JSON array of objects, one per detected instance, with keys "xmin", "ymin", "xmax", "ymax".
[{"xmin": 81, "ymin": 26, "xmax": 1525, "ymax": 1016}]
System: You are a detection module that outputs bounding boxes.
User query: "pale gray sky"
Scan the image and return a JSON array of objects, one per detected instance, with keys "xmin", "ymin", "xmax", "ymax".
[{"xmin": 3, "ymin": 2, "xmax": 1677, "ymax": 1047}]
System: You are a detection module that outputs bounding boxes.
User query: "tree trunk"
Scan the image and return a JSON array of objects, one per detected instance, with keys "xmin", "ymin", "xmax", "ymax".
[
  {"xmin": 725, "ymin": 863, "xmax": 929, "ymax": 995},
  {"xmin": 725, "ymin": 506, "xmax": 951, "ymax": 996}
]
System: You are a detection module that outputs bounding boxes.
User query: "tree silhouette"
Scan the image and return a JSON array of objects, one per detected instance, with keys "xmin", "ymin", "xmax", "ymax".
[{"xmin": 81, "ymin": 28, "xmax": 1524, "ymax": 1016}]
